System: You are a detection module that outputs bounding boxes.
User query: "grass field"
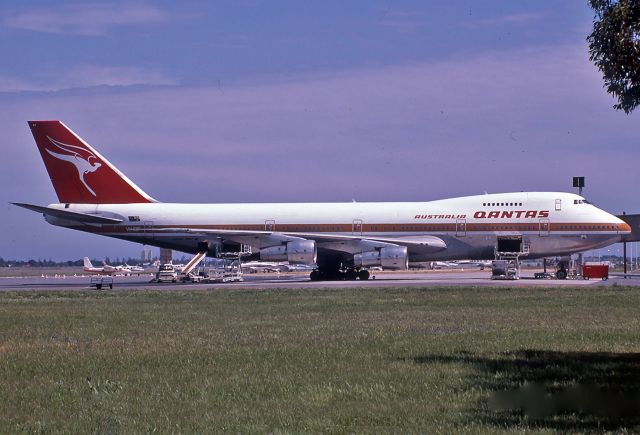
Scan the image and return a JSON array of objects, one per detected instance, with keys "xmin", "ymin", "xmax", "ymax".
[{"xmin": 0, "ymin": 286, "xmax": 639, "ymax": 433}]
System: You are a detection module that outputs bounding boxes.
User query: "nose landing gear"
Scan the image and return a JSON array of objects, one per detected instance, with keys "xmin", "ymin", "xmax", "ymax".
[
  {"xmin": 555, "ymin": 269, "xmax": 568, "ymax": 280},
  {"xmin": 555, "ymin": 258, "xmax": 571, "ymax": 280}
]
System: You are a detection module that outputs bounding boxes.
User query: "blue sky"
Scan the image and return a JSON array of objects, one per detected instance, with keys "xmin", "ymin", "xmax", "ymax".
[{"xmin": 1, "ymin": 1, "xmax": 638, "ymax": 260}]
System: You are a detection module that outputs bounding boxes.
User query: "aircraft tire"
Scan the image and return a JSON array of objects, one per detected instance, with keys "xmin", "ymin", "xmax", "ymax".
[
  {"xmin": 556, "ymin": 269, "xmax": 567, "ymax": 280},
  {"xmin": 345, "ymin": 270, "xmax": 358, "ymax": 281},
  {"xmin": 358, "ymin": 269, "xmax": 370, "ymax": 280}
]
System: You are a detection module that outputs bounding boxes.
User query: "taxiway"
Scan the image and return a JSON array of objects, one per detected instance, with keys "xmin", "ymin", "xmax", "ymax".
[{"xmin": 1, "ymin": 270, "xmax": 639, "ymax": 291}]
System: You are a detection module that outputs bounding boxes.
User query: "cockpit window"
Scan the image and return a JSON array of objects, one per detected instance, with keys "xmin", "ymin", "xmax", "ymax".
[{"xmin": 574, "ymin": 199, "xmax": 591, "ymax": 205}]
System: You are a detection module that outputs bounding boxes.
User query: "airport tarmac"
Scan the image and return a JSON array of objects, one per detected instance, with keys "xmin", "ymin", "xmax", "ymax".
[{"xmin": 1, "ymin": 270, "xmax": 639, "ymax": 291}]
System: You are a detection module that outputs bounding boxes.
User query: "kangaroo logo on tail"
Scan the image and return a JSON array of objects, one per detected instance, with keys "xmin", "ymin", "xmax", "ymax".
[
  {"xmin": 29, "ymin": 120, "xmax": 154, "ymax": 204},
  {"xmin": 44, "ymin": 136, "xmax": 102, "ymax": 196}
]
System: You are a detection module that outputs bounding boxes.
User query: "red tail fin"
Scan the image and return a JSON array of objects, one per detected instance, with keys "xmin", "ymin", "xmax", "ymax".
[{"xmin": 28, "ymin": 121, "xmax": 154, "ymax": 204}]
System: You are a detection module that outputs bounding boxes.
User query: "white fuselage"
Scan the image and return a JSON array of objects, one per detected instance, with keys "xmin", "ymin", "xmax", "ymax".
[{"xmin": 44, "ymin": 192, "xmax": 629, "ymax": 262}]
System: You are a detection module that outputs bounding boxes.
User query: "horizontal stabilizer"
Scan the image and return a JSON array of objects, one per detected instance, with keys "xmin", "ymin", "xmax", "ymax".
[{"xmin": 11, "ymin": 203, "xmax": 123, "ymax": 224}]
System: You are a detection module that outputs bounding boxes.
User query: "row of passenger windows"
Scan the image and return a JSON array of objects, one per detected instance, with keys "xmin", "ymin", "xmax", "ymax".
[
  {"xmin": 482, "ymin": 202, "xmax": 523, "ymax": 207},
  {"xmin": 558, "ymin": 225, "xmax": 614, "ymax": 230},
  {"xmin": 475, "ymin": 225, "xmax": 616, "ymax": 231}
]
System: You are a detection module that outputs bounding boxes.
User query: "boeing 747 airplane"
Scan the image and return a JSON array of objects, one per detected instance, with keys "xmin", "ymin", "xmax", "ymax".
[{"xmin": 14, "ymin": 121, "xmax": 636, "ymax": 280}]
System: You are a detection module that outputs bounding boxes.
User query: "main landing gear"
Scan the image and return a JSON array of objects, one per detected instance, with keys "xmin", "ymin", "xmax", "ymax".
[{"xmin": 309, "ymin": 267, "xmax": 370, "ymax": 281}]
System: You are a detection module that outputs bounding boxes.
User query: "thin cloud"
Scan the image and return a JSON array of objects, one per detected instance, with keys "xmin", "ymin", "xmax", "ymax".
[
  {"xmin": 471, "ymin": 12, "xmax": 543, "ymax": 27},
  {"xmin": 0, "ymin": 66, "xmax": 176, "ymax": 93},
  {"xmin": 379, "ymin": 9, "xmax": 420, "ymax": 33},
  {"xmin": 4, "ymin": 2, "xmax": 167, "ymax": 36},
  {"xmin": 62, "ymin": 66, "xmax": 177, "ymax": 88},
  {"xmin": 0, "ymin": 75, "xmax": 47, "ymax": 93}
]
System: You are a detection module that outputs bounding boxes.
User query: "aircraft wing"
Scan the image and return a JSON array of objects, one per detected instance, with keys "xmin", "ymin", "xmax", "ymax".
[
  {"xmin": 11, "ymin": 203, "xmax": 123, "ymax": 224},
  {"xmin": 302, "ymin": 233, "xmax": 446, "ymax": 254},
  {"xmin": 157, "ymin": 228, "xmax": 447, "ymax": 254}
]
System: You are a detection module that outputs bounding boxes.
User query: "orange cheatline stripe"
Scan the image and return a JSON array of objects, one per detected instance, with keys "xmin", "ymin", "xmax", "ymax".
[{"xmin": 86, "ymin": 221, "xmax": 630, "ymax": 234}]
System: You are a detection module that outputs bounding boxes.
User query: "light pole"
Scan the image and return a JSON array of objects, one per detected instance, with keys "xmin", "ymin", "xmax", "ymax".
[{"xmin": 573, "ymin": 177, "xmax": 585, "ymax": 274}]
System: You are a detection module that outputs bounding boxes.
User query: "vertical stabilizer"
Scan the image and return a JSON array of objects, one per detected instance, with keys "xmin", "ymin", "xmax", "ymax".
[{"xmin": 28, "ymin": 121, "xmax": 155, "ymax": 204}]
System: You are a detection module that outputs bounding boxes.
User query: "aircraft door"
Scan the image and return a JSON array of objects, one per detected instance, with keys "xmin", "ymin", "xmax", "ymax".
[
  {"xmin": 456, "ymin": 219, "xmax": 466, "ymax": 237},
  {"xmin": 539, "ymin": 219, "xmax": 550, "ymax": 237},
  {"xmin": 352, "ymin": 219, "xmax": 363, "ymax": 235},
  {"xmin": 555, "ymin": 199, "xmax": 562, "ymax": 211},
  {"xmin": 265, "ymin": 219, "xmax": 276, "ymax": 232}
]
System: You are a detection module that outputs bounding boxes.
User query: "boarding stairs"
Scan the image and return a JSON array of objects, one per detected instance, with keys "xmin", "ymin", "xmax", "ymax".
[
  {"xmin": 181, "ymin": 251, "xmax": 208, "ymax": 275},
  {"xmin": 179, "ymin": 251, "xmax": 208, "ymax": 282}
]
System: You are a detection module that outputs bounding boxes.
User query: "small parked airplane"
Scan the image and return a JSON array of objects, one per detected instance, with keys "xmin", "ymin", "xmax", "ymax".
[
  {"xmin": 120, "ymin": 263, "xmax": 146, "ymax": 275},
  {"xmin": 14, "ymin": 121, "xmax": 638, "ymax": 281},
  {"xmin": 83, "ymin": 257, "xmax": 125, "ymax": 276}
]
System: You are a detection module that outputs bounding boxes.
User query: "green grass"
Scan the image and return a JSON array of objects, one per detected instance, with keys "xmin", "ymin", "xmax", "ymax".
[{"xmin": 0, "ymin": 286, "xmax": 639, "ymax": 433}]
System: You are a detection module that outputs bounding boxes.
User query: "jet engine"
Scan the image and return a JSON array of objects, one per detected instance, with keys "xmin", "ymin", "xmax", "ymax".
[
  {"xmin": 260, "ymin": 240, "xmax": 317, "ymax": 265},
  {"xmin": 353, "ymin": 246, "xmax": 408, "ymax": 270}
]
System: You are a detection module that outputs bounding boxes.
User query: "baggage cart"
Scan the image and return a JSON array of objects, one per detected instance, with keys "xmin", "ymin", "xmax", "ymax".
[{"xmin": 90, "ymin": 276, "xmax": 113, "ymax": 289}]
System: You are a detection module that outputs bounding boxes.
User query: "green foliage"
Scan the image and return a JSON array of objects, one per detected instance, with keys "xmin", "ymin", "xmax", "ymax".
[{"xmin": 587, "ymin": 0, "xmax": 640, "ymax": 113}]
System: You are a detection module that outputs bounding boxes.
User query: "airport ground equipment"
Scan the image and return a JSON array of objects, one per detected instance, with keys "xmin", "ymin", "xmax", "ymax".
[
  {"xmin": 181, "ymin": 251, "xmax": 207, "ymax": 275},
  {"xmin": 90, "ymin": 276, "xmax": 113, "ymax": 290},
  {"xmin": 491, "ymin": 236, "xmax": 530, "ymax": 280},
  {"xmin": 203, "ymin": 264, "xmax": 243, "ymax": 283},
  {"xmin": 180, "ymin": 270, "xmax": 205, "ymax": 283},
  {"xmin": 491, "ymin": 260, "xmax": 519, "ymax": 280},
  {"xmin": 155, "ymin": 264, "xmax": 177, "ymax": 283},
  {"xmin": 212, "ymin": 245, "xmax": 250, "ymax": 282},
  {"xmin": 534, "ymin": 271, "xmax": 554, "ymax": 279},
  {"xmin": 535, "ymin": 258, "xmax": 554, "ymax": 279},
  {"xmin": 582, "ymin": 263, "xmax": 609, "ymax": 280},
  {"xmin": 179, "ymin": 251, "xmax": 207, "ymax": 282}
]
